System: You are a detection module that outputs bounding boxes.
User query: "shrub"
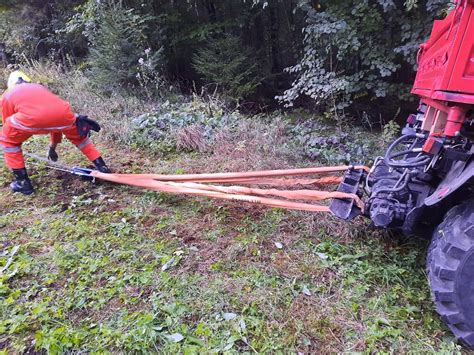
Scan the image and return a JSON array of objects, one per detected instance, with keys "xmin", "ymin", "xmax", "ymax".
[
  {"xmin": 192, "ymin": 35, "xmax": 261, "ymax": 102},
  {"xmin": 0, "ymin": 5, "xmax": 41, "ymax": 61},
  {"xmin": 131, "ymin": 95, "xmax": 241, "ymax": 153},
  {"xmin": 277, "ymin": 1, "xmax": 452, "ymax": 117},
  {"xmin": 85, "ymin": 1, "xmax": 163, "ymax": 91},
  {"xmin": 130, "ymin": 91, "xmax": 384, "ymax": 166},
  {"xmin": 289, "ymin": 117, "xmax": 382, "ymax": 165}
]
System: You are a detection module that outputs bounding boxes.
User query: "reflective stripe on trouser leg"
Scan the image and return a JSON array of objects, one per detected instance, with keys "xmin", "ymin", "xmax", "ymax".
[
  {"xmin": 0, "ymin": 124, "xmax": 30, "ymax": 170},
  {"xmin": 1, "ymin": 146, "xmax": 22, "ymax": 153},
  {"xmin": 75, "ymin": 138, "xmax": 101, "ymax": 162},
  {"xmin": 62, "ymin": 126, "xmax": 102, "ymax": 162},
  {"xmin": 1, "ymin": 145, "xmax": 25, "ymax": 169},
  {"xmin": 77, "ymin": 138, "xmax": 92, "ymax": 150}
]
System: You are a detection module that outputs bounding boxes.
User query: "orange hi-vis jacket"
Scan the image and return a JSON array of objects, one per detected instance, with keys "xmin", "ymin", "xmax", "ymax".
[
  {"xmin": 2, "ymin": 83, "xmax": 75, "ymax": 129},
  {"xmin": 0, "ymin": 83, "xmax": 101, "ymax": 170}
]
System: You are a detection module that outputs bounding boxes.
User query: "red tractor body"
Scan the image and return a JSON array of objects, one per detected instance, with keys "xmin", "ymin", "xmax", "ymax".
[
  {"xmin": 412, "ymin": 0, "xmax": 474, "ymax": 103},
  {"xmin": 411, "ymin": 0, "xmax": 474, "ymax": 144},
  {"xmin": 332, "ymin": 3, "xmax": 474, "ymax": 346}
]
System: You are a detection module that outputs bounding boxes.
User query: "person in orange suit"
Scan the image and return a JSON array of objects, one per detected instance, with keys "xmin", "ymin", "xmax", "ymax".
[{"xmin": 0, "ymin": 70, "xmax": 110, "ymax": 195}]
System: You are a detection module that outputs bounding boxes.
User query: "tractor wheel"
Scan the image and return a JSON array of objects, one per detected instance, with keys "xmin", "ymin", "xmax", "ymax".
[{"xmin": 427, "ymin": 199, "xmax": 474, "ymax": 347}]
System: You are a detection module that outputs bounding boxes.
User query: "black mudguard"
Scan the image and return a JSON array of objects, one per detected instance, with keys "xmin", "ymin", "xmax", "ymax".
[{"xmin": 425, "ymin": 159, "xmax": 474, "ymax": 206}]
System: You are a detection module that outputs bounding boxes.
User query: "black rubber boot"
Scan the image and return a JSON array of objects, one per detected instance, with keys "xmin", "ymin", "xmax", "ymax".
[
  {"xmin": 47, "ymin": 146, "xmax": 59, "ymax": 162},
  {"xmin": 10, "ymin": 168, "xmax": 34, "ymax": 195},
  {"xmin": 92, "ymin": 157, "xmax": 111, "ymax": 173}
]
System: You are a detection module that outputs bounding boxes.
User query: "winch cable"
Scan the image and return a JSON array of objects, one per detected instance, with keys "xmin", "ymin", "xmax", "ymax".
[
  {"xmin": 6, "ymin": 153, "xmax": 368, "ymax": 214},
  {"xmin": 24, "ymin": 153, "xmax": 77, "ymax": 173}
]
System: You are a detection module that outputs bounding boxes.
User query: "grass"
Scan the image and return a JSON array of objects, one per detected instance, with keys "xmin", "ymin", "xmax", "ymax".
[
  {"xmin": 0, "ymin": 135, "xmax": 463, "ymax": 354},
  {"xmin": 0, "ymin": 64, "xmax": 465, "ymax": 353}
]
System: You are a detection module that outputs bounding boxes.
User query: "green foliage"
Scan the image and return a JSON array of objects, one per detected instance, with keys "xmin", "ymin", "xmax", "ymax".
[
  {"xmin": 0, "ymin": 1, "xmax": 88, "ymax": 63},
  {"xmin": 0, "ymin": 178, "xmax": 461, "ymax": 352},
  {"xmin": 289, "ymin": 116, "xmax": 382, "ymax": 164},
  {"xmin": 312, "ymin": 236, "xmax": 455, "ymax": 352},
  {"xmin": 381, "ymin": 120, "xmax": 400, "ymax": 146},
  {"xmin": 0, "ymin": 5, "xmax": 41, "ymax": 61},
  {"xmin": 2, "ymin": 0, "xmax": 454, "ymax": 119},
  {"xmin": 277, "ymin": 0, "xmax": 452, "ymax": 116},
  {"xmin": 192, "ymin": 35, "xmax": 261, "ymax": 101},
  {"xmin": 85, "ymin": 1, "xmax": 163, "ymax": 90},
  {"xmin": 136, "ymin": 47, "xmax": 167, "ymax": 99},
  {"xmin": 131, "ymin": 95, "xmax": 240, "ymax": 153},
  {"xmin": 130, "ymin": 92, "xmax": 388, "ymax": 164}
]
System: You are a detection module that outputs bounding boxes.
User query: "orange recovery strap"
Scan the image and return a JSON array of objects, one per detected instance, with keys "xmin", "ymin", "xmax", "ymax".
[{"xmin": 90, "ymin": 165, "xmax": 368, "ymax": 214}]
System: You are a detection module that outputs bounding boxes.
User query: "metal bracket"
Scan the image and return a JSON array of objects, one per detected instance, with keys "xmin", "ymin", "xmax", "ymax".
[
  {"xmin": 71, "ymin": 167, "xmax": 96, "ymax": 182},
  {"xmin": 71, "ymin": 167, "xmax": 93, "ymax": 176},
  {"xmin": 330, "ymin": 168, "xmax": 365, "ymax": 220}
]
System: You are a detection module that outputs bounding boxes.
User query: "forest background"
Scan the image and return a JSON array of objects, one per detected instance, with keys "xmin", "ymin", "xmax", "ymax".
[{"xmin": 0, "ymin": 0, "xmax": 453, "ymax": 122}]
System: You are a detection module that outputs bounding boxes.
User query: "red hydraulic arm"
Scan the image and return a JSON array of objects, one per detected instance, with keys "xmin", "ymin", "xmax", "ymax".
[{"xmin": 411, "ymin": 0, "xmax": 474, "ymax": 147}]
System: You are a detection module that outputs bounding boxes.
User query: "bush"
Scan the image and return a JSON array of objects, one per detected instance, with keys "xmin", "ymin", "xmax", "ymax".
[
  {"xmin": 192, "ymin": 35, "xmax": 261, "ymax": 102},
  {"xmin": 130, "ymin": 91, "xmax": 386, "ymax": 166},
  {"xmin": 277, "ymin": 1, "xmax": 452, "ymax": 118},
  {"xmin": 131, "ymin": 95, "xmax": 241, "ymax": 153},
  {"xmin": 289, "ymin": 117, "xmax": 383, "ymax": 165},
  {"xmin": 0, "ymin": 5, "xmax": 41, "ymax": 61},
  {"xmin": 86, "ymin": 1, "xmax": 163, "ymax": 91}
]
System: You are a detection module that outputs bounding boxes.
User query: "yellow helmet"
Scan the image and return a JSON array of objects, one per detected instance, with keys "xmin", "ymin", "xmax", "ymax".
[{"xmin": 7, "ymin": 70, "xmax": 32, "ymax": 90}]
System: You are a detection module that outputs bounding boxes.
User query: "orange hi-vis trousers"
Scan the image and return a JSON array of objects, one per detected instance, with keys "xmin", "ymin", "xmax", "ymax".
[{"xmin": 0, "ymin": 116, "xmax": 101, "ymax": 170}]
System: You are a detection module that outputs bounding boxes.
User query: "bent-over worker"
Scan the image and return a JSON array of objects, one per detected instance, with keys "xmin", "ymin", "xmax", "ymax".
[{"xmin": 0, "ymin": 70, "xmax": 110, "ymax": 195}]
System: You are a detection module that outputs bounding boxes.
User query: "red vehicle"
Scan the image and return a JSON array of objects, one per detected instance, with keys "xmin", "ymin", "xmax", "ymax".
[{"xmin": 331, "ymin": 0, "xmax": 474, "ymax": 346}]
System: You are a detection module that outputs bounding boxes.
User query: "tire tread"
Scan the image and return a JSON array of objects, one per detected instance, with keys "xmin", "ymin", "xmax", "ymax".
[{"xmin": 427, "ymin": 199, "xmax": 474, "ymax": 348}]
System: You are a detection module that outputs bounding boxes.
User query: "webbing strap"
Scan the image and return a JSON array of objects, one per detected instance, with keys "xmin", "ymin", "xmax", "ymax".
[
  {"xmin": 111, "ymin": 165, "xmax": 370, "ymax": 182},
  {"xmin": 188, "ymin": 176, "xmax": 343, "ymax": 186},
  {"xmin": 90, "ymin": 172, "xmax": 332, "ymax": 212},
  {"xmin": 3, "ymin": 151, "xmax": 367, "ymax": 214},
  {"xmin": 91, "ymin": 165, "xmax": 368, "ymax": 213},
  {"xmin": 162, "ymin": 181, "xmax": 364, "ymax": 210}
]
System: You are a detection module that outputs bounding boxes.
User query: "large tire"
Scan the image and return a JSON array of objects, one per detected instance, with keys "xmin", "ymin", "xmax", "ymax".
[{"xmin": 427, "ymin": 199, "xmax": 474, "ymax": 347}]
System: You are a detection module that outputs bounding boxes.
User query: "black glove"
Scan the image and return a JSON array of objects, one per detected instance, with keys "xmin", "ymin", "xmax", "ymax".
[
  {"xmin": 76, "ymin": 115, "xmax": 101, "ymax": 138},
  {"xmin": 47, "ymin": 146, "xmax": 59, "ymax": 162}
]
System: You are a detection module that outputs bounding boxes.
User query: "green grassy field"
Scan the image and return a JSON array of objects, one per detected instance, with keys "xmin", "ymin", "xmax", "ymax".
[{"xmin": 0, "ymin": 135, "xmax": 464, "ymax": 354}]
